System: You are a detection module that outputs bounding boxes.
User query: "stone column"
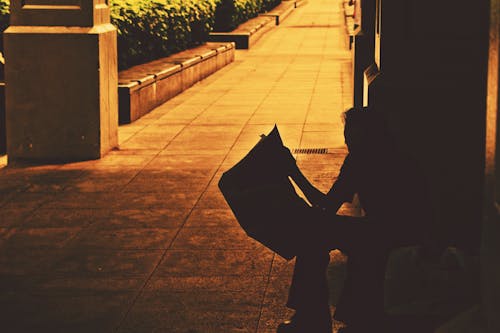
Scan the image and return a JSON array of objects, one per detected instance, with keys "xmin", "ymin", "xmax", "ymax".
[{"xmin": 4, "ymin": 0, "xmax": 118, "ymax": 163}]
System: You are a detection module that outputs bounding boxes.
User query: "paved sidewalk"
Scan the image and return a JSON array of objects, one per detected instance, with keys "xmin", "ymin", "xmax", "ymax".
[{"xmin": 0, "ymin": 0, "xmax": 353, "ymax": 332}]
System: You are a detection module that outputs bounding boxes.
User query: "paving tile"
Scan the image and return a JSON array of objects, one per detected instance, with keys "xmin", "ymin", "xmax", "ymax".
[
  {"xmin": 133, "ymin": 167, "xmax": 215, "ymax": 182},
  {"xmin": 119, "ymin": 137, "xmax": 171, "ymax": 150},
  {"xmin": 78, "ymin": 167, "xmax": 143, "ymax": 178},
  {"xmin": 184, "ymin": 208, "xmax": 236, "ymax": 228},
  {"xmin": 300, "ymin": 130, "xmax": 345, "ymax": 148},
  {"xmin": 107, "ymin": 148, "xmax": 159, "ymax": 156},
  {"xmin": 37, "ymin": 276, "xmax": 144, "ymax": 293},
  {"xmin": 142, "ymin": 154, "xmax": 224, "ymax": 175},
  {"xmin": 0, "ymin": 191, "xmax": 16, "ymax": 208},
  {"xmin": 2, "ymin": 227, "xmax": 85, "ymax": 249},
  {"xmin": 123, "ymin": 176, "xmax": 209, "ymax": 194},
  {"xmin": 0, "ymin": 164, "xmax": 64, "ymax": 178},
  {"xmin": 45, "ymin": 192, "xmax": 122, "ymax": 209},
  {"xmin": 106, "ymin": 208, "xmax": 190, "ymax": 229},
  {"xmin": 191, "ymin": 113, "xmax": 254, "ymax": 126},
  {"xmin": 63, "ymin": 178, "xmax": 130, "ymax": 193},
  {"xmin": 0, "ymin": 179, "xmax": 31, "ymax": 193},
  {"xmin": 71, "ymin": 226, "xmax": 179, "ymax": 250},
  {"xmin": 155, "ymin": 112, "xmax": 201, "ymax": 125},
  {"xmin": 114, "ymin": 192, "xmax": 200, "ymax": 209},
  {"xmin": 0, "ymin": 204, "xmax": 39, "ymax": 227},
  {"xmin": 14, "ymin": 170, "xmax": 84, "ymax": 190},
  {"xmin": 161, "ymin": 144, "xmax": 232, "ymax": 155},
  {"xmin": 61, "ymin": 169, "xmax": 141, "ymax": 192},
  {"xmin": 97, "ymin": 154, "xmax": 157, "ymax": 167},
  {"xmin": 154, "ymin": 249, "xmax": 274, "ymax": 277},
  {"xmin": 51, "ymin": 249, "xmax": 164, "ymax": 278},
  {"xmin": 0, "ymin": 247, "xmax": 67, "ymax": 276},
  {"xmin": 326, "ymin": 250, "xmax": 349, "ymax": 305},
  {"xmin": 171, "ymin": 226, "xmax": 262, "ymax": 250},
  {"xmin": 134, "ymin": 124, "xmax": 185, "ymax": 137},
  {"xmin": 145, "ymin": 275, "xmax": 269, "ymax": 293},
  {"xmin": 195, "ymin": 189, "xmax": 230, "ymax": 209},
  {"xmin": 0, "ymin": 278, "xmax": 138, "ymax": 333},
  {"xmin": 3, "ymin": 192, "xmax": 57, "ymax": 209},
  {"xmin": 118, "ymin": 290, "xmax": 261, "ymax": 333},
  {"xmin": 0, "ymin": 0, "xmax": 356, "ymax": 331}
]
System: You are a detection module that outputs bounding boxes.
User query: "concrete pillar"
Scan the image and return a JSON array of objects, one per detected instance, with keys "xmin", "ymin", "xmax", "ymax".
[
  {"xmin": 352, "ymin": 0, "xmax": 376, "ymax": 108},
  {"xmin": 4, "ymin": 0, "xmax": 118, "ymax": 163}
]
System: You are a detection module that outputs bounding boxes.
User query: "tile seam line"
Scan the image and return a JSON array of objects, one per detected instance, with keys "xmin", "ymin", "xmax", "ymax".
[
  {"xmin": 254, "ymin": 24, "xmax": 324, "ymax": 333},
  {"xmin": 246, "ymin": 57, "xmax": 307, "ymax": 333},
  {"xmin": 114, "ymin": 43, "xmax": 287, "ymax": 332},
  {"xmin": 199, "ymin": 61, "xmax": 295, "ymax": 333},
  {"xmin": 118, "ymin": 79, "xmax": 236, "ymax": 193},
  {"xmin": 0, "ymin": 164, "xmax": 85, "ymax": 212},
  {"xmin": 113, "ymin": 69, "xmax": 239, "ymax": 332},
  {"xmin": 116, "ymin": 5, "xmax": 319, "ymax": 325},
  {"xmin": 1, "ymin": 192, "xmax": 61, "ymax": 239},
  {"xmin": 119, "ymin": 58, "xmax": 245, "ymax": 146},
  {"xmin": 113, "ymin": 92, "xmax": 233, "ymax": 332},
  {"xmin": 247, "ymin": 13, "xmax": 307, "ymax": 333},
  {"xmin": 255, "ymin": 253, "xmax": 276, "ymax": 333},
  {"xmin": 296, "ymin": 36, "xmax": 322, "ymax": 155},
  {"xmin": 297, "ymin": 27, "xmax": 340, "ymax": 160}
]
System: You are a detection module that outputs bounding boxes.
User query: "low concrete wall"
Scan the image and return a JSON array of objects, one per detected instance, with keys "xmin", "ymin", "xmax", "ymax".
[
  {"xmin": 209, "ymin": 17, "xmax": 274, "ymax": 49},
  {"xmin": 209, "ymin": 0, "xmax": 300, "ymax": 49},
  {"xmin": 118, "ymin": 42, "xmax": 235, "ymax": 124},
  {"xmin": 260, "ymin": 0, "xmax": 297, "ymax": 25}
]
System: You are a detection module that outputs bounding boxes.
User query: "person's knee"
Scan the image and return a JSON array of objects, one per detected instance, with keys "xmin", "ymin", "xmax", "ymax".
[{"xmin": 295, "ymin": 250, "xmax": 330, "ymax": 268}]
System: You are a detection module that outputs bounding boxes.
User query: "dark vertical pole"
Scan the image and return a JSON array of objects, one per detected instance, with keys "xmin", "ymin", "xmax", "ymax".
[{"xmin": 482, "ymin": 1, "xmax": 500, "ymax": 331}]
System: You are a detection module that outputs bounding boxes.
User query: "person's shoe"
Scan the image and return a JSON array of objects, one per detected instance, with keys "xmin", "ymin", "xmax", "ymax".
[
  {"xmin": 276, "ymin": 313, "xmax": 332, "ymax": 333},
  {"xmin": 337, "ymin": 328, "xmax": 358, "ymax": 333},
  {"xmin": 276, "ymin": 317, "xmax": 300, "ymax": 333}
]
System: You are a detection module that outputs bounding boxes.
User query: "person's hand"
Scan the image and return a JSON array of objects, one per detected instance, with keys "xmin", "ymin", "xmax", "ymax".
[{"xmin": 307, "ymin": 188, "xmax": 328, "ymax": 209}]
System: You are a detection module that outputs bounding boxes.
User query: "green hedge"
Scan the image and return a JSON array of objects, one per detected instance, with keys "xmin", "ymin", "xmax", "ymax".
[
  {"xmin": 0, "ymin": 0, "xmax": 283, "ymax": 68},
  {"xmin": 213, "ymin": 0, "xmax": 282, "ymax": 32},
  {"xmin": 112, "ymin": 0, "xmax": 281, "ymax": 69},
  {"xmin": 262, "ymin": 0, "xmax": 282, "ymax": 12},
  {"xmin": 0, "ymin": 0, "xmax": 9, "ymax": 54},
  {"xmin": 110, "ymin": 0, "xmax": 219, "ymax": 70}
]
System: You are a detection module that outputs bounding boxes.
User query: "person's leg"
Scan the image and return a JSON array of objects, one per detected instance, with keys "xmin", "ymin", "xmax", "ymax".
[
  {"xmin": 280, "ymin": 249, "xmax": 332, "ymax": 332},
  {"xmin": 287, "ymin": 250, "xmax": 331, "ymax": 312},
  {"xmin": 280, "ymin": 214, "xmax": 368, "ymax": 332},
  {"xmin": 334, "ymin": 244, "xmax": 391, "ymax": 330}
]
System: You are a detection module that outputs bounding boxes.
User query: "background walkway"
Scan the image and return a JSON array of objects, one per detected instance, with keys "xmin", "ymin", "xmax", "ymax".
[{"xmin": 0, "ymin": 0, "xmax": 354, "ymax": 332}]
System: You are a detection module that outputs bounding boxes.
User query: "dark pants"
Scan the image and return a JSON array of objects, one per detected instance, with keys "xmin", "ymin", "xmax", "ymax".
[{"xmin": 286, "ymin": 213, "xmax": 393, "ymax": 328}]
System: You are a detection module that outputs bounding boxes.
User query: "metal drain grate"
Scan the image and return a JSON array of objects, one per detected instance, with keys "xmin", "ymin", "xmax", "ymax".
[{"xmin": 293, "ymin": 148, "xmax": 329, "ymax": 154}]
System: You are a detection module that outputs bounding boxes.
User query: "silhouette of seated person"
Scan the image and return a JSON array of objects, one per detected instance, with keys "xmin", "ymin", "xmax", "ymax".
[{"xmin": 277, "ymin": 107, "xmax": 432, "ymax": 333}]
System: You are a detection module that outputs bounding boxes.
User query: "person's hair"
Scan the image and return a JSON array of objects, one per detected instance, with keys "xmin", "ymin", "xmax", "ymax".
[{"xmin": 342, "ymin": 107, "xmax": 393, "ymax": 145}]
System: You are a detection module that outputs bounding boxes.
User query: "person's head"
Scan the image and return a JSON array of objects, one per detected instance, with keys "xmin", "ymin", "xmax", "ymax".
[{"xmin": 342, "ymin": 107, "xmax": 389, "ymax": 153}]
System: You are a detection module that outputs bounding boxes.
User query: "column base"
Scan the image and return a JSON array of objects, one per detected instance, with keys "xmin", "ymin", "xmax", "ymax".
[{"xmin": 4, "ymin": 24, "xmax": 118, "ymax": 163}]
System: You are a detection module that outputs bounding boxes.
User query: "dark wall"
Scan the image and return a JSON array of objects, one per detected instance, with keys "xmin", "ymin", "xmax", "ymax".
[{"xmin": 367, "ymin": 1, "xmax": 491, "ymax": 252}]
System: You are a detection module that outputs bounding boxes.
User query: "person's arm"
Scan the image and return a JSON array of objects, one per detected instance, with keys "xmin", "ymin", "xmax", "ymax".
[
  {"xmin": 289, "ymin": 162, "xmax": 327, "ymax": 207},
  {"xmin": 324, "ymin": 154, "xmax": 356, "ymax": 214},
  {"xmin": 324, "ymin": 180, "xmax": 353, "ymax": 213},
  {"xmin": 281, "ymin": 147, "xmax": 327, "ymax": 207}
]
